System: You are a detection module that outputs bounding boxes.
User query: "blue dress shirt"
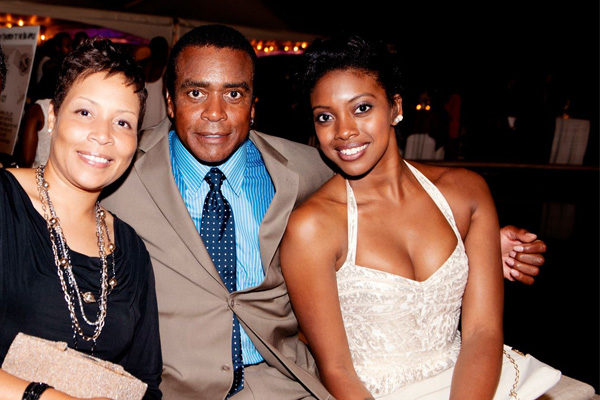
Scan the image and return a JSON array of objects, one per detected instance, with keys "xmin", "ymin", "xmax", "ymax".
[{"xmin": 169, "ymin": 131, "xmax": 274, "ymax": 365}]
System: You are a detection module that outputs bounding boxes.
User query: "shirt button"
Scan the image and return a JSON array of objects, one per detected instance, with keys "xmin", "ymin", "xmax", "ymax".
[{"xmin": 221, "ymin": 364, "xmax": 231, "ymax": 371}]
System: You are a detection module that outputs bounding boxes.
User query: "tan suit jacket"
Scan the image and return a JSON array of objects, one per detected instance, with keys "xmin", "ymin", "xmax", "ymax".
[{"xmin": 102, "ymin": 118, "xmax": 334, "ymax": 400}]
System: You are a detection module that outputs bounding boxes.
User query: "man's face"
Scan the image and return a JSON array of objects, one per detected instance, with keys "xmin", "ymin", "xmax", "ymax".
[{"xmin": 167, "ymin": 45, "xmax": 255, "ymax": 164}]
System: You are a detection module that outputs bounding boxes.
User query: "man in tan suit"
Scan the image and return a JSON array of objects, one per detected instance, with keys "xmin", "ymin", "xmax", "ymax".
[
  {"xmin": 103, "ymin": 25, "xmax": 546, "ymax": 399},
  {"xmin": 103, "ymin": 25, "xmax": 334, "ymax": 399}
]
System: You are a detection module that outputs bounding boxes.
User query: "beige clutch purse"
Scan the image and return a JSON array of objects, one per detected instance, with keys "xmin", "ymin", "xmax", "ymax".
[{"xmin": 2, "ymin": 333, "xmax": 147, "ymax": 400}]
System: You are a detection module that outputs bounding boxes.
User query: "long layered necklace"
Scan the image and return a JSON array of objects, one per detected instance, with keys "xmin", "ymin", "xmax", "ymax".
[{"xmin": 35, "ymin": 165, "xmax": 117, "ymax": 349}]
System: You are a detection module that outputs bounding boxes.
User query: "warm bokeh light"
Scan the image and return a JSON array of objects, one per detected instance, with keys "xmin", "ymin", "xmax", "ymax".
[
  {"xmin": 17, "ymin": 19, "xmax": 24, "ymax": 26},
  {"xmin": 40, "ymin": 34, "xmax": 46, "ymax": 40},
  {"xmin": 416, "ymin": 104, "xmax": 422, "ymax": 110},
  {"xmin": 6, "ymin": 23, "xmax": 12, "ymax": 28},
  {"xmin": 249, "ymin": 38, "xmax": 311, "ymax": 56},
  {"xmin": 425, "ymin": 105, "xmax": 431, "ymax": 111}
]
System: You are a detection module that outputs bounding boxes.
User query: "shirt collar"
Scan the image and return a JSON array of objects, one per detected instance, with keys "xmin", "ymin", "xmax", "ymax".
[{"xmin": 170, "ymin": 130, "xmax": 246, "ymax": 196}]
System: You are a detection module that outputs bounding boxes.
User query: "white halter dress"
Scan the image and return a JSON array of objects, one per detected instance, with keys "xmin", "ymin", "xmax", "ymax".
[{"xmin": 336, "ymin": 161, "xmax": 469, "ymax": 398}]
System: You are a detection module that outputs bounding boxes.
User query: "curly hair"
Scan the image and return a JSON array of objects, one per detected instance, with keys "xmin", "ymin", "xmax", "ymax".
[
  {"xmin": 300, "ymin": 34, "xmax": 402, "ymax": 104},
  {"xmin": 53, "ymin": 37, "xmax": 147, "ymax": 128}
]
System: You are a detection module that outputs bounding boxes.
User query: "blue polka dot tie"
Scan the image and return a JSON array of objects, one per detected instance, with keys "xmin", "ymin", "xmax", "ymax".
[{"xmin": 200, "ymin": 168, "xmax": 244, "ymax": 397}]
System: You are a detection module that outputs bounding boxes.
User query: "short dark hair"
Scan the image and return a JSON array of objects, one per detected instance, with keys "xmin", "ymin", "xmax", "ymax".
[
  {"xmin": 300, "ymin": 34, "xmax": 402, "ymax": 103},
  {"xmin": 0, "ymin": 44, "xmax": 6, "ymax": 92},
  {"xmin": 165, "ymin": 24, "xmax": 257, "ymax": 99},
  {"xmin": 53, "ymin": 37, "xmax": 147, "ymax": 128}
]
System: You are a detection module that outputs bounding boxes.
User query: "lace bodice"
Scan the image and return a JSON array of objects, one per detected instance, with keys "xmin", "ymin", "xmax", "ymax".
[{"xmin": 336, "ymin": 161, "xmax": 469, "ymax": 397}]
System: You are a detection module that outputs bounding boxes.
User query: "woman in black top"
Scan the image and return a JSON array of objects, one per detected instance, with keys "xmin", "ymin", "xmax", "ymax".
[{"xmin": 0, "ymin": 39, "xmax": 161, "ymax": 400}]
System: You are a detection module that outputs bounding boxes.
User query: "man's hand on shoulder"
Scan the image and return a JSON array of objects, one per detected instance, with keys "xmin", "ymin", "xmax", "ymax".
[{"xmin": 500, "ymin": 225, "xmax": 547, "ymax": 285}]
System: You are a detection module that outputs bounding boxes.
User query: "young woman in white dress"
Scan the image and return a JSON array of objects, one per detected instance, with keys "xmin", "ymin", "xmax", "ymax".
[{"xmin": 280, "ymin": 34, "xmax": 504, "ymax": 400}]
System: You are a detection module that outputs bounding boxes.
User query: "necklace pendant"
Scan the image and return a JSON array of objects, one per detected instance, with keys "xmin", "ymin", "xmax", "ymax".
[
  {"xmin": 82, "ymin": 291, "xmax": 96, "ymax": 303},
  {"xmin": 109, "ymin": 277, "xmax": 117, "ymax": 289}
]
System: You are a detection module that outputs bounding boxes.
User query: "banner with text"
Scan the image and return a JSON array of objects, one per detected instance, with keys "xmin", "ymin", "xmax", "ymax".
[{"xmin": 0, "ymin": 26, "xmax": 39, "ymax": 154}]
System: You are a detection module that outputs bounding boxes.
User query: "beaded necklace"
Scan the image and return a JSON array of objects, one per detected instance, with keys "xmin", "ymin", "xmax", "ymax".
[{"xmin": 35, "ymin": 165, "xmax": 117, "ymax": 349}]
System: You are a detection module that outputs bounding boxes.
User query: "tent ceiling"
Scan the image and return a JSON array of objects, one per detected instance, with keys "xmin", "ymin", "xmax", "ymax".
[
  {"xmin": 5, "ymin": 0, "xmax": 293, "ymax": 33},
  {"xmin": 1, "ymin": 0, "xmax": 596, "ymax": 75},
  {"xmin": 0, "ymin": 0, "xmax": 319, "ymax": 41},
  {"xmin": 2, "ymin": 1, "xmax": 595, "ymax": 41}
]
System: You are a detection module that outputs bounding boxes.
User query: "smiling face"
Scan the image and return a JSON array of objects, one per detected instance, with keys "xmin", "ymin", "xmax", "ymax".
[
  {"xmin": 311, "ymin": 68, "xmax": 402, "ymax": 177},
  {"xmin": 46, "ymin": 71, "xmax": 140, "ymax": 193},
  {"xmin": 167, "ymin": 45, "xmax": 255, "ymax": 164}
]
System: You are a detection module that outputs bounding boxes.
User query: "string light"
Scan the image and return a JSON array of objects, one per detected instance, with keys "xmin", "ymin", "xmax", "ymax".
[
  {"xmin": 425, "ymin": 105, "xmax": 431, "ymax": 111},
  {"xmin": 18, "ymin": 19, "xmax": 24, "ymax": 26},
  {"xmin": 250, "ymin": 39, "xmax": 312, "ymax": 56},
  {"xmin": 416, "ymin": 104, "xmax": 422, "ymax": 110}
]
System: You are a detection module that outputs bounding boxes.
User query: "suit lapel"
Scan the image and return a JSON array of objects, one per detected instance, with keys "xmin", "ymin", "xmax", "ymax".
[
  {"xmin": 249, "ymin": 131, "xmax": 299, "ymax": 276},
  {"xmin": 135, "ymin": 129, "xmax": 226, "ymax": 290},
  {"xmin": 135, "ymin": 127, "xmax": 297, "ymax": 289}
]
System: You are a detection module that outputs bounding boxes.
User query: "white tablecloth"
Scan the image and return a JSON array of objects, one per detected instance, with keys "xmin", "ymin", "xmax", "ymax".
[{"xmin": 549, "ymin": 118, "xmax": 590, "ymax": 165}]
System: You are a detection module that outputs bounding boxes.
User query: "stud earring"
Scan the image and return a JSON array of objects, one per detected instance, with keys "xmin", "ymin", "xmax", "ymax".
[
  {"xmin": 393, "ymin": 114, "xmax": 403, "ymax": 124},
  {"xmin": 250, "ymin": 118, "xmax": 255, "ymax": 127}
]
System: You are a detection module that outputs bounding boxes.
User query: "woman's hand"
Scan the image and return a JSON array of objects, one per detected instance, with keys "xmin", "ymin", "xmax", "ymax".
[
  {"xmin": 0, "ymin": 370, "xmax": 114, "ymax": 400},
  {"xmin": 500, "ymin": 225, "xmax": 546, "ymax": 284},
  {"xmin": 47, "ymin": 394, "xmax": 113, "ymax": 400},
  {"xmin": 40, "ymin": 389, "xmax": 113, "ymax": 400}
]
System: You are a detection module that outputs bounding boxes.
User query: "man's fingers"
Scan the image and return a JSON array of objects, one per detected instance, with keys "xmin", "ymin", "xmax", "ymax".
[
  {"xmin": 515, "ymin": 252, "xmax": 545, "ymax": 266},
  {"xmin": 509, "ymin": 268, "xmax": 535, "ymax": 285},
  {"xmin": 512, "ymin": 261, "xmax": 540, "ymax": 277},
  {"xmin": 515, "ymin": 240, "xmax": 547, "ymax": 254},
  {"xmin": 503, "ymin": 263, "xmax": 515, "ymax": 281},
  {"xmin": 512, "ymin": 227, "xmax": 537, "ymax": 243},
  {"xmin": 502, "ymin": 225, "xmax": 537, "ymax": 242}
]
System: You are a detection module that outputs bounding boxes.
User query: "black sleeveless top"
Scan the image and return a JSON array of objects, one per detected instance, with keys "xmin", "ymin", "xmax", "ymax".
[{"xmin": 0, "ymin": 169, "xmax": 162, "ymax": 399}]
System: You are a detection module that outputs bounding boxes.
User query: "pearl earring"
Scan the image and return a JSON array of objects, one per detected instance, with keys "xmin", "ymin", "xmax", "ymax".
[{"xmin": 393, "ymin": 114, "xmax": 403, "ymax": 124}]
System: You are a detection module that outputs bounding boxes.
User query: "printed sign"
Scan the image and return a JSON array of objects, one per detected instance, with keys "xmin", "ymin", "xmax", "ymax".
[{"xmin": 0, "ymin": 26, "xmax": 39, "ymax": 154}]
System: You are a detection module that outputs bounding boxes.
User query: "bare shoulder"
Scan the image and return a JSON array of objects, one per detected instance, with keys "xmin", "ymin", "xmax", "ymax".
[
  {"xmin": 405, "ymin": 162, "xmax": 493, "ymax": 228},
  {"xmin": 408, "ymin": 161, "xmax": 490, "ymax": 201},
  {"xmin": 288, "ymin": 175, "xmax": 345, "ymax": 236},
  {"xmin": 283, "ymin": 175, "xmax": 346, "ymax": 260}
]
